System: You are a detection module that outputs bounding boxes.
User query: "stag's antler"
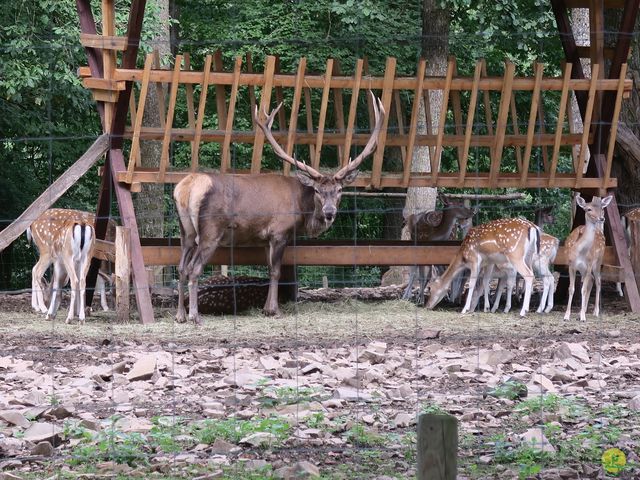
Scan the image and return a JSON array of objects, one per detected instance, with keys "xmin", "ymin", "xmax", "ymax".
[
  {"xmin": 253, "ymin": 103, "xmax": 323, "ymax": 180},
  {"xmin": 334, "ymin": 91, "xmax": 386, "ymax": 181}
]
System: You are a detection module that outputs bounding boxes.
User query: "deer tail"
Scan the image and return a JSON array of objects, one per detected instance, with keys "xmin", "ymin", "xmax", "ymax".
[
  {"xmin": 26, "ymin": 227, "xmax": 32, "ymax": 246},
  {"xmin": 529, "ymin": 225, "xmax": 540, "ymax": 255},
  {"xmin": 72, "ymin": 223, "xmax": 94, "ymax": 262}
]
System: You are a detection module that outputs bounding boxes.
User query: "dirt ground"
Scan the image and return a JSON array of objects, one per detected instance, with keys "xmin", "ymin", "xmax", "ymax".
[{"xmin": 0, "ymin": 287, "xmax": 639, "ymax": 479}]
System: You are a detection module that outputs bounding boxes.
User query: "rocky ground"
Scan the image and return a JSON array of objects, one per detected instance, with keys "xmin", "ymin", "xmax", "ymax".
[{"xmin": 0, "ymin": 288, "xmax": 639, "ymax": 479}]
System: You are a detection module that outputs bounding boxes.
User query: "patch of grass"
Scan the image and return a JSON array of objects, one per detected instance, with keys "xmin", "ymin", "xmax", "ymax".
[
  {"xmin": 191, "ymin": 416, "xmax": 291, "ymax": 445},
  {"xmin": 420, "ymin": 401, "xmax": 448, "ymax": 415},
  {"xmin": 258, "ymin": 385, "xmax": 328, "ymax": 408},
  {"xmin": 515, "ymin": 394, "xmax": 588, "ymax": 420},
  {"xmin": 344, "ymin": 424, "xmax": 387, "ymax": 447},
  {"xmin": 487, "ymin": 380, "xmax": 528, "ymax": 400}
]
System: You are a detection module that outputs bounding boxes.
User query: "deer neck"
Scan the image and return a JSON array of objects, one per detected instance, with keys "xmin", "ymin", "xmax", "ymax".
[{"xmin": 576, "ymin": 218, "xmax": 600, "ymax": 252}]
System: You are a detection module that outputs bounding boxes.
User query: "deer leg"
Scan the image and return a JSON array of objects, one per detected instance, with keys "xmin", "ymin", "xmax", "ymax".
[
  {"xmin": 186, "ymin": 241, "xmax": 219, "ymax": 326},
  {"xmin": 62, "ymin": 258, "xmax": 81, "ymax": 324},
  {"xmin": 579, "ymin": 269, "xmax": 593, "ymax": 322},
  {"xmin": 176, "ymin": 235, "xmax": 197, "ymax": 324},
  {"xmin": 544, "ymin": 272, "xmax": 556, "ymax": 313},
  {"xmin": 97, "ymin": 273, "xmax": 109, "ymax": 311},
  {"xmin": 418, "ymin": 266, "xmax": 429, "ymax": 305},
  {"xmin": 491, "ymin": 274, "xmax": 505, "ymax": 314},
  {"xmin": 461, "ymin": 261, "xmax": 482, "ymax": 314},
  {"xmin": 593, "ymin": 267, "xmax": 602, "ymax": 317},
  {"xmin": 32, "ymin": 254, "xmax": 51, "ymax": 313},
  {"xmin": 264, "ymin": 237, "xmax": 288, "ymax": 316},
  {"xmin": 508, "ymin": 258, "xmax": 534, "ymax": 317},
  {"xmin": 403, "ymin": 266, "xmax": 417, "ymax": 300},
  {"xmin": 616, "ymin": 282, "xmax": 624, "ymax": 297},
  {"xmin": 564, "ymin": 266, "xmax": 577, "ymax": 321},
  {"xmin": 46, "ymin": 262, "xmax": 66, "ymax": 321}
]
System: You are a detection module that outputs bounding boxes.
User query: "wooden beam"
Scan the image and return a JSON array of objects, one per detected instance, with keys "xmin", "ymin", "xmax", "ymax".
[
  {"xmin": 157, "ymin": 55, "xmax": 183, "ymax": 182},
  {"xmin": 192, "ymin": 55, "xmax": 213, "ymax": 172},
  {"xmin": 431, "ymin": 58, "xmax": 454, "ymax": 185},
  {"xmin": 417, "ymin": 414, "xmax": 457, "ymax": 480},
  {"xmin": 574, "ymin": 64, "xmax": 600, "ymax": 188},
  {"xmin": 458, "ymin": 61, "xmax": 482, "ymax": 186},
  {"xmin": 79, "ymin": 33, "xmax": 128, "ymax": 50},
  {"xmin": 115, "ymin": 226, "xmax": 131, "ymax": 322},
  {"xmin": 602, "ymin": 63, "xmax": 627, "ymax": 192},
  {"xmin": 403, "ymin": 58, "xmax": 426, "ymax": 187},
  {"xmin": 520, "ymin": 63, "xmax": 543, "ymax": 184},
  {"xmin": 312, "ymin": 59, "xmax": 334, "ymax": 169},
  {"xmin": 284, "ymin": 58, "xmax": 307, "ymax": 176},
  {"xmin": 489, "ymin": 62, "xmax": 516, "ymax": 188},
  {"xmin": 0, "ymin": 135, "xmax": 109, "ymax": 252},
  {"xmin": 251, "ymin": 55, "xmax": 276, "ymax": 174},
  {"xmin": 220, "ymin": 56, "xmax": 241, "ymax": 173},
  {"xmin": 342, "ymin": 59, "xmax": 364, "ymax": 168},
  {"xmin": 549, "ymin": 62, "xmax": 573, "ymax": 185},
  {"xmin": 126, "ymin": 53, "xmax": 154, "ymax": 184},
  {"xmin": 213, "ymin": 51, "xmax": 228, "ymax": 130},
  {"xmin": 183, "ymin": 53, "xmax": 197, "ymax": 164},
  {"xmin": 370, "ymin": 57, "xmax": 396, "ymax": 188}
]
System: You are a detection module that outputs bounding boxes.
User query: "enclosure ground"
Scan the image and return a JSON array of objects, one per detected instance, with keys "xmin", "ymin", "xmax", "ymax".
[{"xmin": 0, "ymin": 293, "xmax": 639, "ymax": 479}]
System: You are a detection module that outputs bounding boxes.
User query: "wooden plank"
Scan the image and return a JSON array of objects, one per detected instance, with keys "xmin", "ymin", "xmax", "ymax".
[
  {"xmin": 138, "ymin": 242, "xmax": 615, "ymax": 267},
  {"xmin": 431, "ymin": 58, "xmax": 454, "ymax": 185},
  {"xmin": 602, "ymin": 63, "xmax": 627, "ymax": 192},
  {"xmin": 304, "ymin": 86, "xmax": 316, "ymax": 166},
  {"xmin": 157, "ymin": 55, "xmax": 183, "ymax": 182},
  {"xmin": 251, "ymin": 55, "xmax": 276, "ymax": 174},
  {"xmin": 109, "ymin": 148, "xmax": 155, "ymax": 324},
  {"xmin": 91, "ymin": 89, "xmax": 120, "ymax": 103},
  {"xmin": 565, "ymin": 0, "xmax": 625, "ymax": 7},
  {"xmin": 115, "ymin": 226, "xmax": 131, "ymax": 322},
  {"xmin": 101, "ymin": 0, "xmax": 116, "ymax": 132},
  {"xmin": 333, "ymin": 61, "xmax": 347, "ymax": 164},
  {"xmin": 192, "ymin": 55, "xmax": 213, "ymax": 172},
  {"xmin": 489, "ymin": 62, "xmax": 516, "ymax": 188},
  {"xmin": 403, "ymin": 59, "xmax": 426, "ymax": 187},
  {"xmin": 520, "ymin": 62, "xmax": 544, "ymax": 184},
  {"xmin": 481, "ymin": 60, "xmax": 496, "ymax": 161},
  {"xmin": 417, "ymin": 414, "xmax": 457, "ymax": 480},
  {"xmin": 370, "ymin": 57, "xmax": 397, "ymax": 188},
  {"xmin": 183, "ymin": 53, "xmax": 197, "ymax": 164},
  {"xmin": 283, "ymin": 58, "xmax": 307, "ymax": 176},
  {"xmin": 79, "ymin": 33, "xmax": 128, "ymax": 50},
  {"xmin": 575, "ymin": 63, "xmax": 600, "ymax": 188},
  {"xmin": 538, "ymin": 96, "xmax": 550, "ymax": 171},
  {"xmin": 0, "ymin": 135, "xmax": 109, "ymax": 252},
  {"xmin": 450, "ymin": 59, "xmax": 465, "ymax": 174},
  {"xmin": 274, "ymin": 57, "xmax": 287, "ymax": 132},
  {"xmin": 213, "ymin": 51, "xmax": 228, "ymax": 129},
  {"xmin": 152, "ymin": 49, "xmax": 166, "ymax": 129},
  {"xmin": 82, "ymin": 77, "xmax": 126, "ymax": 91},
  {"xmin": 221, "ymin": 56, "xmax": 242, "ymax": 173},
  {"xmin": 566, "ymin": 82, "xmax": 579, "ymax": 169},
  {"xmin": 343, "ymin": 59, "xmax": 364, "ymax": 168},
  {"xmin": 246, "ymin": 52, "xmax": 257, "ymax": 129},
  {"xmin": 510, "ymin": 91, "xmax": 523, "ymax": 171},
  {"xmin": 549, "ymin": 62, "xmax": 573, "ymax": 186},
  {"xmin": 126, "ymin": 54, "xmax": 154, "ymax": 183},
  {"xmin": 458, "ymin": 61, "xmax": 483, "ymax": 186},
  {"xmin": 393, "ymin": 89, "xmax": 407, "ymax": 165},
  {"xmin": 76, "ymin": 0, "xmax": 104, "ymax": 125},
  {"xmin": 119, "ymin": 170, "xmax": 616, "ymax": 190},
  {"xmin": 576, "ymin": 46, "xmax": 618, "ymax": 60},
  {"xmin": 113, "ymin": 67, "xmax": 633, "ymax": 92},
  {"xmin": 312, "ymin": 59, "xmax": 334, "ymax": 169},
  {"xmin": 128, "ymin": 89, "xmax": 141, "ymax": 167}
]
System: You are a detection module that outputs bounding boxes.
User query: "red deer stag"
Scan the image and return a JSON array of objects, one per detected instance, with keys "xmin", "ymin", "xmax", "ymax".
[
  {"xmin": 28, "ymin": 209, "xmax": 114, "ymax": 314},
  {"xmin": 402, "ymin": 197, "xmax": 476, "ymax": 303},
  {"xmin": 425, "ymin": 218, "xmax": 540, "ymax": 317},
  {"xmin": 564, "ymin": 194, "xmax": 613, "ymax": 321},
  {"xmin": 173, "ymin": 92, "xmax": 385, "ymax": 323}
]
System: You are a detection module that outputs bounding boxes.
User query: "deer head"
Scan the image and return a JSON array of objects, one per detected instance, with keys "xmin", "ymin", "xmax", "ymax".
[{"xmin": 254, "ymin": 91, "xmax": 385, "ymax": 226}]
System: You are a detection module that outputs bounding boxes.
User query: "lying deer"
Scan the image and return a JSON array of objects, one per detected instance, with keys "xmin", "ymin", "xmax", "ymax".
[
  {"xmin": 425, "ymin": 218, "xmax": 540, "ymax": 317},
  {"xmin": 174, "ymin": 92, "xmax": 385, "ymax": 323},
  {"xmin": 28, "ymin": 208, "xmax": 115, "ymax": 314},
  {"xmin": 564, "ymin": 194, "xmax": 613, "ymax": 321},
  {"xmin": 402, "ymin": 197, "xmax": 476, "ymax": 303}
]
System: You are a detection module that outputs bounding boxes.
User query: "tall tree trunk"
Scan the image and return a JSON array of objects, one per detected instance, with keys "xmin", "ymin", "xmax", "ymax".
[{"xmin": 135, "ymin": 0, "xmax": 171, "ymax": 287}]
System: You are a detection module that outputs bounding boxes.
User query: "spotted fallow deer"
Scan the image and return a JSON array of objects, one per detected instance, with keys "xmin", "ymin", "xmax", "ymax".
[
  {"xmin": 425, "ymin": 218, "xmax": 540, "ymax": 317},
  {"xmin": 173, "ymin": 92, "xmax": 385, "ymax": 323},
  {"xmin": 28, "ymin": 209, "xmax": 114, "ymax": 315},
  {"xmin": 564, "ymin": 194, "xmax": 613, "ymax": 321},
  {"xmin": 402, "ymin": 197, "xmax": 476, "ymax": 303}
]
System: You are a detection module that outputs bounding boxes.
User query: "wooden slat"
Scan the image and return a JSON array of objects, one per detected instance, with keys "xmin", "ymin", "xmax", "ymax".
[
  {"xmin": 538, "ymin": 98, "xmax": 550, "ymax": 171},
  {"xmin": 576, "ymin": 46, "xmax": 618, "ymax": 60},
  {"xmin": 431, "ymin": 58, "xmax": 454, "ymax": 185},
  {"xmin": 602, "ymin": 63, "xmax": 627, "ymax": 191},
  {"xmin": 566, "ymin": 84, "xmax": 579, "ymax": 168},
  {"xmin": 394, "ymin": 89, "xmax": 407, "ymax": 165},
  {"xmin": 80, "ymin": 33, "xmax": 128, "ymax": 50},
  {"xmin": 342, "ymin": 59, "xmax": 364, "ymax": 168},
  {"xmin": 333, "ymin": 61, "xmax": 347, "ymax": 164},
  {"xmin": 422, "ymin": 88, "xmax": 436, "ymax": 165},
  {"xmin": 481, "ymin": 60, "xmax": 496, "ymax": 161},
  {"xmin": 403, "ymin": 59, "xmax": 426, "ymax": 187},
  {"xmin": 371, "ymin": 57, "xmax": 397, "ymax": 188},
  {"xmin": 157, "ymin": 55, "xmax": 183, "ymax": 182},
  {"xmin": 251, "ymin": 55, "xmax": 276, "ymax": 174},
  {"xmin": 220, "ymin": 56, "xmax": 242, "ymax": 173},
  {"xmin": 82, "ymin": 77, "xmax": 126, "ymax": 91},
  {"xmin": 283, "ymin": 58, "xmax": 307, "ymax": 176},
  {"xmin": 520, "ymin": 62, "xmax": 544, "ymax": 184},
  {"xmin": 127, "ymin": 90, "xmax": 141, "ymax": 167},
  {"xmin": 91, "ymin": 89, "xmax": 120, "ymax": 103},
  {"xmin": 549, "ymin": 62, "xmax": 573, "ymax": 186},
  {"xmin": 183, "ymin": 53, "xmax": 197, "ymax": 166},
  {"xmin": 458, "ymin": 61, "xmax": 483, "ymax": 186},
  {"xmin": 575, "ymin": 63, "xmax": 600, "ymax": 188},
  {"xmin": 312, "ymin": 59, "xmax": 334, "ymax": 169},
  {"xmin": 246, "ymin": 52, "xmax": 257, "ymax": 128},
  {"xmin": 126, "ymin": 54, "xmax": 154, "ymax": 183},
  {"xmin": 192, "ymin": 55, "xmax": 213, "ymax": 172},
  {"xmin": 274, "ymin": 57, "xmax": 287, "ymax": 132},
  {"xmin": 450, "ymin": 58, "xmax": 465, "ymax": 174},
  {"xmin": 101, "ymin": 0, "xmax": 116, "ymax": 132},
  {"xmin": 304, "ymin": 87, "xmax": 316, "ymax": 166},
  {"xmin": 510, "ymin": 91, "xmax": 523, "ymax": 171},
  {"xmin": 152, "ymin": 50, "xmax": 166, "ymax": 129},
  {"xmin": 489, "ymin": 62, "xmax": 516, "ymax": 188},
  {"xmin": 118, "ymin": 169, "xmax": 616, "ymax": 189},
  {"xmin": 213, "ymin": 51, "xmax": 228, "ymax": 129}
]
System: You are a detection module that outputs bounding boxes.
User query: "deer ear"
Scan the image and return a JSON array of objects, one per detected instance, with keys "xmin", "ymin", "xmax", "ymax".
[
  {"xmin": 296, "ymin": 171, "xmax": 316, "ymax": 188},
  {"xmin": 575, "ymin": 194, "xmax": 587, "ymax": 209},
  {"xmin": 602, "ymin": 195, "xmax": 613, "ymax": 208},
  {"xmin": 340, "ymin": 169, "xmax": 359, "ymax": 185}
]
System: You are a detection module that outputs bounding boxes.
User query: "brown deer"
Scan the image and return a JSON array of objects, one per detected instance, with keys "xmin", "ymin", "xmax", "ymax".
[
  {"xmin": 38, "ymin": 219, "xmax": 95, "ymax": 323},
  {"xmin": 28, "ymin": 209, "xmax": 114, "ymax": 314},
  {"xmin": 403, "ymin": 196, "xmax": 476, "ymax": 303},
  {"xmin": 425, "ymin": 218, "xmax": 540, "ymax": 317},
  {"xmin": 173, "ymin": 92, "xmax": 385, "ymax": 323},
  {"xmin": 564, "ymin": 194, "xmax": 613, "ymax": 321}
]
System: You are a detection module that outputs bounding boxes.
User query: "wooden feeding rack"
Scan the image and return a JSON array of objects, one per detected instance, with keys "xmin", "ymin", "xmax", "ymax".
[{"xmin": 78, "ymin": 54, "xmax": 631, "ymax": 191}]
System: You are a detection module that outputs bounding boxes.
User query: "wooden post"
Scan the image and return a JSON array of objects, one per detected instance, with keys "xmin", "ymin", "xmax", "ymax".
[
  {"xmin": 417, "ymin": 413, "xmax": 457, "ymax": 480},
  {"xmin": 626, "ymin": 209, "xmax": 640, "ymax": 288},
  {"xmin": 115, "ymin": 226, "xmax": 131, "ymax": 322}
]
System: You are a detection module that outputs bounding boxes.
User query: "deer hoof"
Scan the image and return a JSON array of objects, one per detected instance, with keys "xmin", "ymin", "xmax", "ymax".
[
  {"xmin": 189, "ymin": 315, "xmax": 202, "ymax": 326},
  {"xmin": 263, "ymin": 308, "xmax": 281, "ymax": 317}
]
